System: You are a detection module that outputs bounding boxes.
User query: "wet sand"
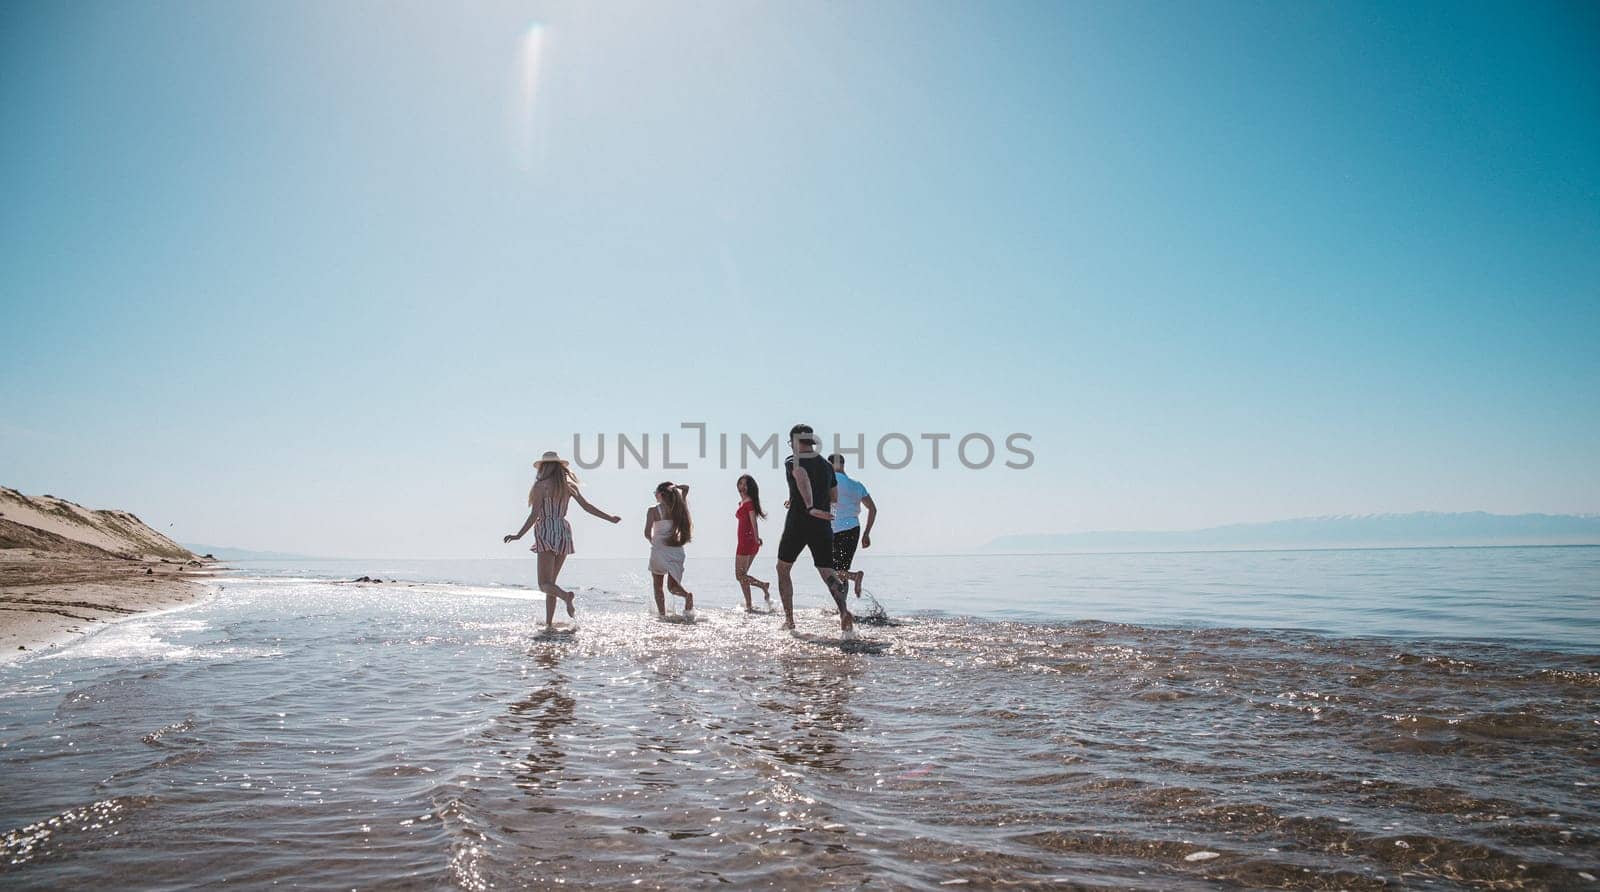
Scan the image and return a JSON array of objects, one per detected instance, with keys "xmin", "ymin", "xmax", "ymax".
[{"xmin": 0, "ymin": 555, "xmax": 214, "ymax": 661}]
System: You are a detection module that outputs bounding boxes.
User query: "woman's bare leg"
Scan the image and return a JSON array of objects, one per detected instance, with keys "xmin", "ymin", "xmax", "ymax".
[
  {"xmin": 538, "ymin": 552, "xmax": 575, "ymax": 624},
  {"xmin": 651, "ymin": 573, "xmax": 667, "ymax": 616},
  {"xmin": 552, "ymin": 553, "xmax": 574, "ymax": 616},
  {"xmin": 667, "ymin": 576, "xmax": 693, "ymax": 612},
  {"xmin": 536, "ymin": 552, "xmax": 558, "ymax": 626},
  {"xmin": 734, "ymin": 555, "xmax": 754, "ymax": 609},
  {"xmin": 736, "ymin": 554, "xmax": 770, "ymax": 606}
]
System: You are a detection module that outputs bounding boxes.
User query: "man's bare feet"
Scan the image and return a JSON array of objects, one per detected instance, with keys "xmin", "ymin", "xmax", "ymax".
[{"xmin": 852, "ymin": 571, "xmax": 864, "ymax": 596}]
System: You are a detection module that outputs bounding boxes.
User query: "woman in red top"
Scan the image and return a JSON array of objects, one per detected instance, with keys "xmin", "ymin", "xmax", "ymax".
[{"xmin": 734, "ymin": 474, "xmax": 772, "ymax": 611}]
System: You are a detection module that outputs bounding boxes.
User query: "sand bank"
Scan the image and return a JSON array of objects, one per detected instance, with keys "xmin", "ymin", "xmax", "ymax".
[
  {"xmin": 0, "ymin": 485, "xmax": 220, "ymax": 662},
  {"xmin": 0, "ymin": 554, "xmax": 217, "ymax": 661}
]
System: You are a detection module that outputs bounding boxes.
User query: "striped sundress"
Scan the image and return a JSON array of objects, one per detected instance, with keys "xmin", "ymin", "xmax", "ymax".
[{"xmin": 530, "ymin": 486, "xmax": 574, "ymax": 555}]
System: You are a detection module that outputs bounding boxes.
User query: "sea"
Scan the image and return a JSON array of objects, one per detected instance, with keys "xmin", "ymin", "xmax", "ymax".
[{"xmin": 1, "ymin": 546, "xmax": 1596, "ymax": 889}]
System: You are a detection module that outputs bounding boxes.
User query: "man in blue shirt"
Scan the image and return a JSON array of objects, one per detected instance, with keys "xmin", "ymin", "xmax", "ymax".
[{"xmin": 827, "ymin": 453, "xmax": 878, "ymax": 596}]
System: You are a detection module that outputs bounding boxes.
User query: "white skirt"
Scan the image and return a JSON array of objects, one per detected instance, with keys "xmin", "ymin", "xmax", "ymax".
[{"xmin": 649, "ymin": 544, "xmax": 685, "ymax": 583}]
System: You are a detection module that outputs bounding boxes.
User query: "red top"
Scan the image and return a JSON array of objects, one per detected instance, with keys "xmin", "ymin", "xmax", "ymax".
[{"xmin": 735, "ymin": 501, "xmax": 760, "ymax": 555}]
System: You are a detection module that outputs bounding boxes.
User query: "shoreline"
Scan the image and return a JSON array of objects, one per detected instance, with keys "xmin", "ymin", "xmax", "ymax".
[{"xmin": 0, "ymin": 556, "xmax": 220, "ymax": 663}]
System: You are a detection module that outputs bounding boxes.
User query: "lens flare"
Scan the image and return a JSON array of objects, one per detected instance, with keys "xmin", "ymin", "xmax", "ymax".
[{"xmin": 511, "ymin": 22, "xmax": 547, "ymax": 172}]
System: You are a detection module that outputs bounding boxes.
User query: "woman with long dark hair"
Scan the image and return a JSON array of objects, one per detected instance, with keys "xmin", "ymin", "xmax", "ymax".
[
  {"xmin": 734, "ymin": 474, "xmax": 772, "ymax": 611},
  {"xmin": 504, "ymin": 451, "xmax": 621, "ymax": 630},
  {"xmin": 644, "ymin": 482, "xmax": 695, "ymax": 620}
]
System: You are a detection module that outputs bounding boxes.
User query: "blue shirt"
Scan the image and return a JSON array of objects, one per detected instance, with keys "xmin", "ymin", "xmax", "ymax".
[{"xmin": 831, "ymin": 472, "xmax": 870, "ymax": 533}]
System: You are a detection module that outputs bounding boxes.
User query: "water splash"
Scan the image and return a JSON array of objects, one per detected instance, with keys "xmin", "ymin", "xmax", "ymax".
[{"xmin": 854, "ymin": 588, "xmax": 892, "ymax": 626}]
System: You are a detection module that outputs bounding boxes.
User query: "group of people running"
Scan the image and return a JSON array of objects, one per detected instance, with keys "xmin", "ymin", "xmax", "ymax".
[{"xmin": 503, "ymin": 424, "xmax": 878, "ymax": 639}]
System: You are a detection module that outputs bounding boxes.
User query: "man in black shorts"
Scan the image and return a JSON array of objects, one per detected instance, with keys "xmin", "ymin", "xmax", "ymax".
[{"xmin": 775, "ymin": 423, "xmax": 855, "ymax": 638}]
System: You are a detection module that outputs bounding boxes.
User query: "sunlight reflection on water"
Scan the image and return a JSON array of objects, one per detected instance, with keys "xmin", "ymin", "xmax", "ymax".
[{"xmin": 0, "ymin": 563, "xmax": 1595, "ymax": 889}]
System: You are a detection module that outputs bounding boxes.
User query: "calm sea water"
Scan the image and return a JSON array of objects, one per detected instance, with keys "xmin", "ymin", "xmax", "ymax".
[
  {"xmin": 243, "ymin": 546, "xmax": 1596, "ymax": 649},
  {"xmin": 1, "ymin": 547, "xmax": 1596, "ymax": 889}
]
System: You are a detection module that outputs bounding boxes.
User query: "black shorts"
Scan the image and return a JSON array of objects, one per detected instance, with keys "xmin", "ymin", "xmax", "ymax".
[
  {"xmin": 777, "ymin": 514, "xmax": 834, "ymax": 568},
  {"xmin": 832, "ymin": 527, "xmax": 861, "ymax": 571}
]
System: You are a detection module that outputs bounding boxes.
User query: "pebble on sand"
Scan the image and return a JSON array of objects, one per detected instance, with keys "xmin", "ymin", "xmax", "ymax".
[{"xmin": 1184, "ymin": 851, "xmax": 1220, "ymax": 862}]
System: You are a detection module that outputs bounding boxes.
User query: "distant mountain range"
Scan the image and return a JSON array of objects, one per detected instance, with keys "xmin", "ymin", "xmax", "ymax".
[{"xmin": 984, "ymin": 512, "xmax": 1600, "ymax": 553}]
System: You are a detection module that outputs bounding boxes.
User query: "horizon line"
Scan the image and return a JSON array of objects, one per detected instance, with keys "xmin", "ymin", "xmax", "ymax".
[{"xmin": 209, "ymin": 542, "xmax": 1600, "ymax": 564}]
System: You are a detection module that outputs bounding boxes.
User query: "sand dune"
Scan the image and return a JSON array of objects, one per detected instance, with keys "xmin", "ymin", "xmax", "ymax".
[
  {"xmin": 1, "ymin": 486, "xmax": 215, "ymax": 661},
  {"xmin": 0, "ymin": 486, "xmax": 198, "ymax": 561}
]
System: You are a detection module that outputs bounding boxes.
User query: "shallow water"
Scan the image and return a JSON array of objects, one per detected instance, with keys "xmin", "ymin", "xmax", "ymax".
[
  {"xmin": 1, "ymin": 553, "xmax": 1597, "ymax": 889},
  {"xmin": 232, "ymin": 545, "xmax": 1600, "ymax": 650}
]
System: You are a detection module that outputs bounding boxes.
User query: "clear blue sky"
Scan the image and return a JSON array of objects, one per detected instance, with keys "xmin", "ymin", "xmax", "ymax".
[{"xmin": 2, "ymin": 0, "xmax": 1596, "ymax": 558}]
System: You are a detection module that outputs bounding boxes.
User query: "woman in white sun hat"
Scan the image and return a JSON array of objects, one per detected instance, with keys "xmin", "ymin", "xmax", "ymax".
[{"xmin": 504, "ymin": 451, "xmax": 621, "ymax": 629}]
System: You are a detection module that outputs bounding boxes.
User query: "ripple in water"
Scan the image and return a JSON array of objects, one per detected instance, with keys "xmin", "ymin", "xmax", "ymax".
[{"xmin": 0, "ymin": 577, "xmax": 1595, "ymax": 889}]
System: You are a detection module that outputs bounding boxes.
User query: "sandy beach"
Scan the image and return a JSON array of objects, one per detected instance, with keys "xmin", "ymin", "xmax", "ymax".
[
  {"xmin": 0, "ymin": 487, "xmax": 217, "ymax": 661},
  {"xmin": 0, "ymin": 554, "xmax": 213, "ymax": 661}
]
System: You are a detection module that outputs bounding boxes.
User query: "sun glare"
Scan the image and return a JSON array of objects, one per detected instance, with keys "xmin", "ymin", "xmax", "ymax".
[{"xmin": 512, "ymin": 22, "xmax": 547, "ymax": 172}]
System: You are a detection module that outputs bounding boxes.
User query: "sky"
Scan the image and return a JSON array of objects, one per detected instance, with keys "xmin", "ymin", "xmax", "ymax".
[{"xmin": 1, "ymin": 0, "xmax": 1597, "ymax": 558}]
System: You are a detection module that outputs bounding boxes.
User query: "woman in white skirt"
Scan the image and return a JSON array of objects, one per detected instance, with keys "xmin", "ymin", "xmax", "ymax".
[{"xmin": 643, "ymin": 482, "xmax": 694, "ymax": 620}]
